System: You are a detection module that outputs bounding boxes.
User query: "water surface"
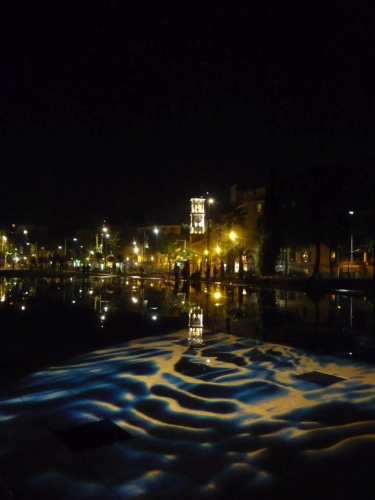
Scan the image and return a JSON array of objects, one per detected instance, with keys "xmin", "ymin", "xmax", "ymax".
[{"xmin": 1, "ymin": 275, "xmax": 375, "ymax": 369}]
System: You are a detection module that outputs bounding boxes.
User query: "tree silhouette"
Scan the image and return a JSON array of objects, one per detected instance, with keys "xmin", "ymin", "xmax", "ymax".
[{"xmin": 258, "ymin": 166, "xmax": 283, "ymax": 276}]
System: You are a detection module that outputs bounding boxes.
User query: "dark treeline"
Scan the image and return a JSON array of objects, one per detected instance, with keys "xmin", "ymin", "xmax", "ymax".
[{"xmin": 258, "ymin": 163, "xmax": 374, "ymax": 277}]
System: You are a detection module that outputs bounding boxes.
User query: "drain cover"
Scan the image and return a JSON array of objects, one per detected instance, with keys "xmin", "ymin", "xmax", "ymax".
[
  {"xmin": 295, "ymin": 370, "xmax": 347, "ymax": 386},
  {"xmin": 56, "ymin": 418, "xmax": 134, "ymax": 452}
]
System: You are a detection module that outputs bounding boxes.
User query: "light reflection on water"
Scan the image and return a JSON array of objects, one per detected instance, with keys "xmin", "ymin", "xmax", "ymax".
[
  {"xmin": 1, "ymin": 275, "xmax": 375, "ymax": 365},
  {"xmin": 1, "ymin": 277, "xmax": 375, "ymax": 497}
]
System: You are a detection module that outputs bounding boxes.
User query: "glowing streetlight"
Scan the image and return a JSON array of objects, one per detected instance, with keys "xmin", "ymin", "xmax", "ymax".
[
  {"xmin": 104, "ymin": 233, "xmax": 110, "ymax": 270},
  {"xmin": 142, "ymin": 227, "xmax": 159, "ymax": 265},
  {"xmin": 349, "ymin": 211, "xmax": 354, "ymax": 278},
  {"xmin": 1, "ymin": 235, "xmax": 7, "ymax": 268},
  {"xmin": 206, "ymin": 197, "xmax": 214, "ymax": 266},
  {"xmin": 100, "ymin": 226, "xmax": 110, "ymax": 270},
  {"xmin": 229, "ymin": 231, "xmax": 236, "ymax": 242}
]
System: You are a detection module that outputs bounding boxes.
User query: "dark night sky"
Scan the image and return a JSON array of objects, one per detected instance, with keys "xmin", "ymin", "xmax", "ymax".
[{"xmin": 1, "ymin": 0, "xmax": 374, "ymax": 228}]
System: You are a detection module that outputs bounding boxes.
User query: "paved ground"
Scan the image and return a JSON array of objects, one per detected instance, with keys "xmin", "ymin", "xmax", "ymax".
[{"xmin": 0, "ymin": 329, "xmax": 375, "ymax": 500}]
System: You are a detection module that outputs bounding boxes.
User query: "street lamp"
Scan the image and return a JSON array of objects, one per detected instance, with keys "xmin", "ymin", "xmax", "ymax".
[
  {"xmin": 142, "ymin": 230, "xmax": 146, "ymax": 264},
  {"xmin": 101, "ymin": 226, "xmax": 110, "ymax": 270},
  {"xmin": 142, "ymin": 227, "xmax": 159, "ymax": 266},
  {"xmin": 206, "ymin": 197, "xmax": 214, "ymax": 267},
  {"xmin": 349, "ymin": 211, "xmax": 354, "ymax": 278},
  {"xmin": 1, "ymin": 236, "xmax": 7, "ymax": 268},
  {"xmin": 215, "ymin": 245, "xmax": 221, "ymax": 272},
  {"xmin": 228, "ymin": 231, "xmax": 238, "ymax": 275},
  {"xmin": 104, "ymin": 234, "xmax": 110, "ymax": 270}
]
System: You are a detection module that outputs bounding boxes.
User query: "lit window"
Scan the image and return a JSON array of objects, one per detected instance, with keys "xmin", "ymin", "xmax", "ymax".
[{"xmin": 256, "ymin": 203, "xmax": 262, "ymax": 213}]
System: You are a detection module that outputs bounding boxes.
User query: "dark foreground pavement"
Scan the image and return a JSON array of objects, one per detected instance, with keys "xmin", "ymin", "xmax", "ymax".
[{"xmin": 0, "ymin": 329, "xmax": 375, "ymax": 500}]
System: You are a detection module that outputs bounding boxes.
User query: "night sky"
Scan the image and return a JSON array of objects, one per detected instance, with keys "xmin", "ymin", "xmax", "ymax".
[{"xmin": 1, "ymin": 0, "xmax": 374, "ymax": 228}]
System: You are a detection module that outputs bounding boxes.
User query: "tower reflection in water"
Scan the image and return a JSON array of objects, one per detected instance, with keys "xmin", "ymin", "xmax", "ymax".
[
  {"xmin": 1, "ymin": 277, "xmax": 375, "ymax": 365},
  {"xmin": 188, "ymin": 306, "xmax": 204, "ymax": 345}
]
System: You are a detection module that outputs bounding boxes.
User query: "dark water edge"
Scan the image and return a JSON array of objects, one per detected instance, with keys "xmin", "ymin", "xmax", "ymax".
[
  {"xmin": 1, "ymin": 271, "xmax": 375, "ymax": 379},
  {"xmin": 1, "ymin": 269, "xmax": 375, "ymax": 292},
  {"xmin": 0, "ymin": 309, "xmax": 186, "ymax": 372},
  {"xmin": 0, "ymin": 303, "xmax": 187, "ymax": 385}
]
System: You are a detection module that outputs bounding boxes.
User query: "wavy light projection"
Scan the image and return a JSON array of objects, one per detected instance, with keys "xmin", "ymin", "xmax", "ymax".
[{"xmin": 1, "ymin": 331, "xmax": 375, "ymax": 499}]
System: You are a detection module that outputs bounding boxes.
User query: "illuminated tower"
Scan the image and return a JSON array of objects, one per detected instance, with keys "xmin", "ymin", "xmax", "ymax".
[{"xmin": 190, "ymin": 198, "xmax": 205, "ymax": 236}]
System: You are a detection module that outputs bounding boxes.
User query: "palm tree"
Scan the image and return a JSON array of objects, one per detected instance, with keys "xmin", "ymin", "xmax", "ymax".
[
  {"xmin": 221, "ymin": 202, "xmax": 248, "ymax": 231},
  {"xmin": 257, "ymin": 166, "xmax": 284, "ymax": 276},
  {"xmin": 220, "ymin": 202, "xmax": 248, "ymax": 277}
]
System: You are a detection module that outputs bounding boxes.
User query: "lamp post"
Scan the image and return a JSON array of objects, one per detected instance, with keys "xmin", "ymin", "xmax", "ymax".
[
  {"xmin": 350, "ymin": 233, "xmax": 353, "ymax": 278},
  {"xmin": 105, "ymin": 234, "xmax": 110, "ymax": 270},
  {"xmin": 134, "ymin": 242, "xmax": 139, "ymax": 267},
  {"xmin": 349, "ymin": 211, "xmax": 354, "ymax": 279},
  {"xmin": 206, "ymin": 197, "xmax": 214, "ymax": 267},
  {"xmin": 1, "ymin": 235, "xmax": 6, "ymax": 268},
  {"xmin": 142, "ymin": 227, "xmax": 159, "ymax": 267},
  {"xmin": 102, "ymin": 226, "xmax": 110, "ymax": 270},
  {"xmin": 143, "ymin": 229, "xmax": 146, "ymax": 264},
  {"xmin": 229, "ymin": 231, "xmax": 236, "ymax": 275},
  {"xmin": 215, "ymin": 245, "xmax": 221, "ymax": 276}
]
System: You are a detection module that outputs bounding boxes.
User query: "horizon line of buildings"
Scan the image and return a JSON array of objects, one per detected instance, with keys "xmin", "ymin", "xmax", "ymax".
[{"xmin": 1, "ymin": 184, "xmax": 372, "ymax": 277}]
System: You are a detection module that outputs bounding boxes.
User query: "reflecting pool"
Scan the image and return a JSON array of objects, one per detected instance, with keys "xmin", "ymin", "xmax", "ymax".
[{"xmin": 1, "ymin": 275, "xmax": 375, "ymax": 369}]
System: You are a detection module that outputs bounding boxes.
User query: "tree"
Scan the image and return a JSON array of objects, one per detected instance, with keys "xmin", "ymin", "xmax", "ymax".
[
  {"xmin": 258, "ymin": 166, "xmax": 283, "ymax": 276},
  {"xmin": 351, "ymin": 160, "xmax": 375, "ymax": 279},
  {"xmin": 291, "ymin": 164, "xmax": 353, "ymax": 277},
  {"xmin": 95, "ymin": 252, "xmax": 103, "ymax": 268},
  {"xmin": 108, "ymin": 231, "xmax": 121, "ymax": 258},
  {"xmin": 155, "ymin": 233, "xmax": 180, "ymax": 274},
  {"xmin": 220, "ymin": 202, "xmax": 248, "ymax": 276},
  {"xmin": 220, "ymin": 202, "xmax": 247, "ymax": 231}
]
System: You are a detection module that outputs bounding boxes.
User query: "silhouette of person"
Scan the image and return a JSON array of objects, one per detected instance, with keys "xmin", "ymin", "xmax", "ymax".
[
  {"xmin": 182, "ymin": 262, "xmax": 190, "ymax": 281},
  {"xmin": 205, "ymin": 265, "xmax": 211, "ymax": 283},
  {"xmin": 213, "ymin": 265, "xmax": 218, "ymax": 280}
]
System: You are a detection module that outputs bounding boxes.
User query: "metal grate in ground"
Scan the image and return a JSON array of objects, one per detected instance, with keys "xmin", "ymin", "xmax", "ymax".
[
  {"xmin": 295, "ymin": 370, "xmax": 347, "ymax": 386},
  {"xmin": 55, "ymin": 418, "xmax": 134, "ymax": 453}
]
